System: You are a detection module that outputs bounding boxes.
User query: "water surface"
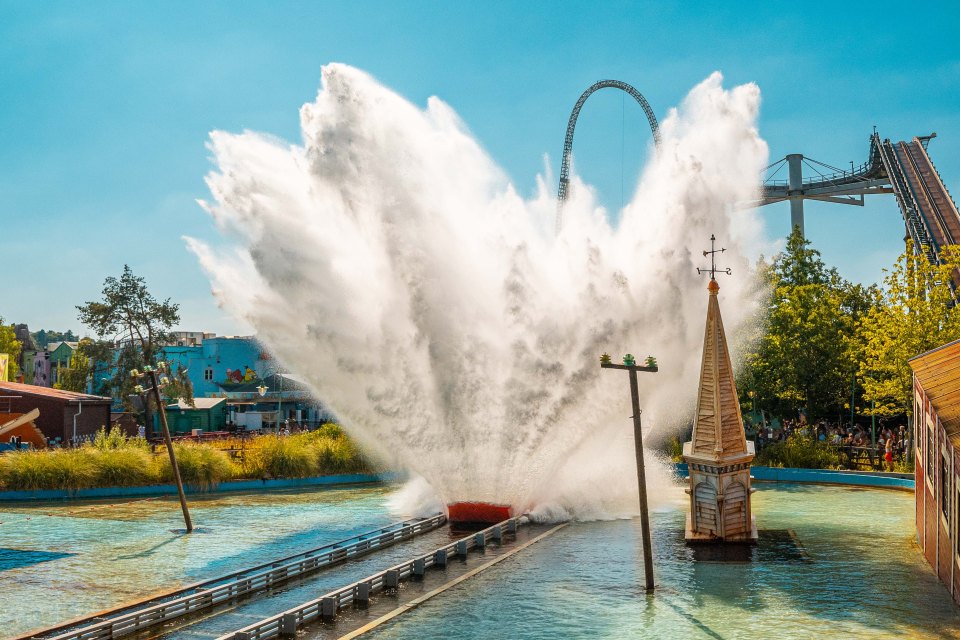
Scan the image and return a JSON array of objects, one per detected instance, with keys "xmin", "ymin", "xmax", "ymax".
[{"xmin": 365, "ymin": 484, "xmax": 960, "ymax": 639}]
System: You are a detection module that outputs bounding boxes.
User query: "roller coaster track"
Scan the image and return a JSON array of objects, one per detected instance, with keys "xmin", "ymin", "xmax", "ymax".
[
  {"xmin": 555, "ymin": 80, "xmax": 661, "ymax": 234},
  {"xmin": 556, "ymin": 80, "xmax": 960, "ymax": 284},
  {"xmin": 760, "ymin": 132, "xmax": 960, "ymax": 285}
]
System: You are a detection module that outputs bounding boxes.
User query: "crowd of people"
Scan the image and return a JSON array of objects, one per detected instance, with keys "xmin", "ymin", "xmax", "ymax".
[{"xmin": 751, "ymin": 417, "xmax": 912, "ymax": 471}]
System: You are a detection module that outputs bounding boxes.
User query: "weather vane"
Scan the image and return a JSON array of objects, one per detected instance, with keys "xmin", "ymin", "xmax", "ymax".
[{"xmin": 697, "ymin": 234, "xmax": 731, "ymax": 281}]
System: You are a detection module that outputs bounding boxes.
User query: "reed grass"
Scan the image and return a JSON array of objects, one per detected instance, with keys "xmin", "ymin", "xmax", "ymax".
[
  {"xmin": 252, "ymin": 435, "xmax": 318, "ymax": 478},
  {"xmin": 0, "ymin": 423, "xmax": 369, "ymax": 492},
  {"xmin": 156, "ymin": 443, "xmax": 238, "ymax": 490},
  {"xmin": 91, "ymin": 448, "xmax": 158, "ymax": 487},
  {"xmin": 0, "ymin": 448, "xmax": 97, "ymax": 491}
]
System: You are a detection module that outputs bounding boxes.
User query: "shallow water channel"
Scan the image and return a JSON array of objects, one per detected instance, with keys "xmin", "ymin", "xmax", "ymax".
[
  {"xmin": 363, "ymin": 484, "xmax": 960, "ymax": 639},
  {"xmin": 2, "ymin": 482, "xmax": 959, "ymax": 639},
  {"xmin": 0, "ymin": 484, "xmax": 397, "ymax": 636}
]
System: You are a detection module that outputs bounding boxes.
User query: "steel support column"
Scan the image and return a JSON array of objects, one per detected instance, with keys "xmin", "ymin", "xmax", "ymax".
[{"xmin": 787, "ymin": 153, "xmax": 804, "ymax": 237}]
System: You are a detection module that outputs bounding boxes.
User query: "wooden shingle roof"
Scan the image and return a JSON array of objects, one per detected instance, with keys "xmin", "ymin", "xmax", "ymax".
[
  {"xmin": 910, "ymin": 339, "xmax": 960, "ymax": 445},
  {"xmin": 688, "ymin": 280, "xmax": 748, "ymax": 460}
]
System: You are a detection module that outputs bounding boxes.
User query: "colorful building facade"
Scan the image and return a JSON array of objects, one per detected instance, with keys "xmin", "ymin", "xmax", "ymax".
[{"xmin": 159, "ymin": 336, "xmax": 332, "ymax": 430}]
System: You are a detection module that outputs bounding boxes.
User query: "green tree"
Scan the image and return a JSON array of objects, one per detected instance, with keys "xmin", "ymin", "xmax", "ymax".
[
  {"xmin": 77, "ymin": 265, "xmax": 188, "ymax": 414},
  {"xmin": 0, "ymin": 318, "xmax": 22, "ymax": 381},
  {"xmin": 858, "ymin": 242, "xmax": 960, "ymax": 417},
  {"xmin": 31, "ymin": 329, "xmax": 79, "ymax": 349},
  {"xmin": 742, "ymin": 229, "xmax": 874, "ymax": 421},
  {"xmin": 56, "ymin": 338, "xmax": 94, "ymax": 392},
  {"xmin": 55, "ymin": 338, "xmax": 117, "ymax": 393}
]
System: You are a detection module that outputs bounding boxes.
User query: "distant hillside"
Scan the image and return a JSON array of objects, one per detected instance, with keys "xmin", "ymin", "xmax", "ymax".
[{"xmin": 32, "ymin": 329, "xmax": 79, "ymax": 349}]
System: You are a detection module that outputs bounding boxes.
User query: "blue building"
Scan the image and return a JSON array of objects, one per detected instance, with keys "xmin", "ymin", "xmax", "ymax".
[{"xmin": 159, "ymin": 336, "xmax": 332, "ymax": 431}]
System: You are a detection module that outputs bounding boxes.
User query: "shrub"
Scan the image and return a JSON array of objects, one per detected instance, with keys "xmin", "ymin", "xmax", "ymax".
[
  {"xmin": 157, "ymin": 443, "xmax": 236, "ymax": 490},
  {"xmin": 89, "ymin": 425, "xmax": 150, "ymax": 452},
  {"xmin": 668, "ymin": 437, "xmax": 684, "ymax": 463},
  {"xmin": 91, "ymin": 448, "xmax": 157, "ymax": 487},
  {"xmin": 755, "ymin": 434, "xmax": 842, "ymax": 469},
  {"xmin": 315, "ymin": 434, "xmax": 368, "ymax": 474},
  {"xmin": 0, "ymin": 449, "xmax": 97, "ymax": 491},
  {"xmin": 315, "ymin": 423, "xmax": 344, "ymax": 439},
  {"xmin": 254, "ymin": 435, "xmax": 317, "ymax": 478}
]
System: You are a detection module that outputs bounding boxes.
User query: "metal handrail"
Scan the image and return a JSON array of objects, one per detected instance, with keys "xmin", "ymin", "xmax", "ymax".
[
  {"xmin": 219, "ymin": 517, "xmax": 525, "ymax": 640},
  {"xmin": 32, "ymin": 515, "xmax": 446, "ymax": 640}
]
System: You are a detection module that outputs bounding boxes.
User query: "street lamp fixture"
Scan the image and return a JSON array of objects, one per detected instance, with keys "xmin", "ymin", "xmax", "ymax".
[{"xmin": 257, "ymin": 383, "xmax": 268, "ymax": 397}]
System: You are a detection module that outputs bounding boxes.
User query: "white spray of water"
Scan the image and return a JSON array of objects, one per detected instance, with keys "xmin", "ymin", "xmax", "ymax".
[{"xmin": 187, "ymin": 64, "xmax": 769, "ymax": 521}]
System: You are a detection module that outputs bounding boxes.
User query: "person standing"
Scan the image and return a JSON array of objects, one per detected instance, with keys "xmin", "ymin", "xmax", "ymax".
[{"xmin": 884, "ymin": 436, "xmax": 895, "ymax": 472}]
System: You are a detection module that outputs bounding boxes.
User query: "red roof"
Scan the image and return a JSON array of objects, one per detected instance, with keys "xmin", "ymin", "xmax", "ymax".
[{"xmin": 0, "ymin": 381, "xmax": 112, "ymax": 403}]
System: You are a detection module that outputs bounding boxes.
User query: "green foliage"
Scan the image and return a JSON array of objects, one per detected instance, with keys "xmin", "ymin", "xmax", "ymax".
[
  {"xmin": 755, "ymin": 434, "xmax": 842, "ymax": 469},
  {"xmin": 91, "ymin": 425, "xmax": 127, "ymax": 450},
  {"xmin": 857, "ymin": 243, "xmax": 960, "ymax": 417},
  {"xmin": 87, "ymin": 425, "xmax": 149, "ymax": 452},
  {"xmin": 315, "ymin": 422, "xmax": 345, "ymax": 439},
  {"xmin": 253, "ymin": 435, "xmax": 317, "ymax": 478},
  {"xmin": 668, "ymin": 437, "xmax": 684, "ymax": 463},
  {"xmin": 156, "ymin": 443, "xmax": 236, "ymax": 490},
  {"xmin": 0, "ymin": 449, "xmax": 96, "ymax": 491},
  {"xmin": 56, "ymin": 338, "xmax": 115, "ymax": 394},
  {"xmin": 740, "ymin": 229, "xmax": 877, "ymax": 420},
  {"xmin": 316, "ymin": 436, "xmax": 366, "ymax": 474},
  {"xmin": 31, "ymin": 329, "xmax": 79, "ymax": 349},
  {"xmin": 56, "ymin": 338, "xmax": 94, "ymax": 392},
  {"xmin": 77, "ymin": 265, "xmax": 181, "ymax": 415},
  {"xmin": 90, "ymin": 448, "xmax": 157, "ymax": 487},
  {"xmin": 77, "ymin": 265, "xmax": 179, "ymax": 360},
  {"xmin": 0, "ymin": 318, "xmax": 22, "ymax": 381},
  {"xmin": 248, "ymin": 427, "xmax": 369, "ymax": 478},
  {"xmin": 0, "ymin": 425, "xmax": 368, "ymax": 492},
  {"xmin": 159, "ymin": 363, "xmax": 195, "ymax": 407}
]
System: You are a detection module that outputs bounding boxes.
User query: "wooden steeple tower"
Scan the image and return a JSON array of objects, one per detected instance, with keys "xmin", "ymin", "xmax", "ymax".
[{"xmin": 683, "ymin": 235, "xmax": 757, "ymax": 543}]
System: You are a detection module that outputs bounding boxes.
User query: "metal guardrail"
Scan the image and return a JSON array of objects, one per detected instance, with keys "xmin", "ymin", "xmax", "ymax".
[
  {"xmin": 218, "ymin": 517, "xmax": 525, "ymax": 640},
  {"xmin": 30, "ymin": 515, "xmax": 446, "ymax": 640}
]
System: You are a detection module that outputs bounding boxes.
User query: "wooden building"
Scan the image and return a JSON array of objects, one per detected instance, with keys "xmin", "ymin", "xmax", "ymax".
[
  {"xmin": 910, "ymin": 340, "xmax": 960, "ymax": 606},
  {"xmin": 0, "ymin": 381, "xmax": 112, "ymax": 444},
  {"xmin": 683, "ymin": 277, "xmax": 757, "ymax": 543},
  {"xmin": 155, "ymin": 397, "xmax": 227, "ymax": 434}
]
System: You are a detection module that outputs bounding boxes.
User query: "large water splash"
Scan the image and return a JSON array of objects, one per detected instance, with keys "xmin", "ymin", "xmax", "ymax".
[{"xmin": 187, "ymin": 64, "xmax": 769, "ymax": 520}]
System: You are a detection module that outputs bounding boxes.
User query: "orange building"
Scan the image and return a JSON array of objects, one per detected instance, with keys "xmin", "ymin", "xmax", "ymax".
[{"xmin": 910, "ymin": 340, "xmax": 960, "ymax": 606}]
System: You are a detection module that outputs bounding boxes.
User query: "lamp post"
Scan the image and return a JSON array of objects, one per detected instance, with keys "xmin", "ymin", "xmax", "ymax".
[
  {"xmin": 256, "ymin": 370, "xmax": 284, "ymax": 430},
  {"xmin": 600, "ymin": 352, "xmax": 658, "ymax": 592},
  {"xmin": 278, "ymin": 371, "xmax": 283, "ymax": 429},
  {"xmin": 132, "ymin": 363, "xmax": 193, "ymax": 533}
]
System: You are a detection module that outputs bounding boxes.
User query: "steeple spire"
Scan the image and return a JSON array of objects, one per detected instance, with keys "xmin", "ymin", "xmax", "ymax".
[
  {"xmin": 689, "ymin": 236, "xmax": 745, "ymax": 457},
  {"xmin": 684, "ymin": 235, "xmax": 756, "ymax": 543}
]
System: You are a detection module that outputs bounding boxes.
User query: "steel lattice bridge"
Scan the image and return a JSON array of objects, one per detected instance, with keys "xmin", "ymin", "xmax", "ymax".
[{"xmin": 556, "ymin": 80, "xmax": 960, "ymax": 280}]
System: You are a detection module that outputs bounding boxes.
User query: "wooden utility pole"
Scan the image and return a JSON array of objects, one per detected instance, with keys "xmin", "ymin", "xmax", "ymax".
[
  {"xmin": 601, "ymin": 354, "xmax": 658, "ymax": 591},
  {"xmin": 142, "ymin": 366, "xmax": 193, "ymax": 532}
]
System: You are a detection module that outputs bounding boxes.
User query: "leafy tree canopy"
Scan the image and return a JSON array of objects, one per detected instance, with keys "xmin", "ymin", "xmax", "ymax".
[
  {"xmin": 31, "ymin": 329, "xmax": 79, "ymax": 349},
  {"xmin": 77, "ymin": 265, "xmax": 189, "ymax": 412},
  {"xmin": 857, "ymin": 242, "xmax": 960, "ymax": 417},
  {"xmin": 740, "ymin": 228, "xmax": 877, "ymax": 421}
]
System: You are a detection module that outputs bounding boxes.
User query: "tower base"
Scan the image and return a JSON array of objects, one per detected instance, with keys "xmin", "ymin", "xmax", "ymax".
[{"xmin": 685, "ymin": 513, "xmax": 758, "ymax": 545}]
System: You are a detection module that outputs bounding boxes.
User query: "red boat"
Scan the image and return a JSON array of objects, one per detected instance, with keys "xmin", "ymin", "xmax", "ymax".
[{"xmin": 446, "ymin": 501, "xmax": 513, "ymax": 525}]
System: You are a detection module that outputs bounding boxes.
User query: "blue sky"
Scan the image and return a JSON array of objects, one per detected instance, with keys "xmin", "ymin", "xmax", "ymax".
[{"xmin": 2, "ymin": 1, "xmax": 958, "ymax": 336}]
